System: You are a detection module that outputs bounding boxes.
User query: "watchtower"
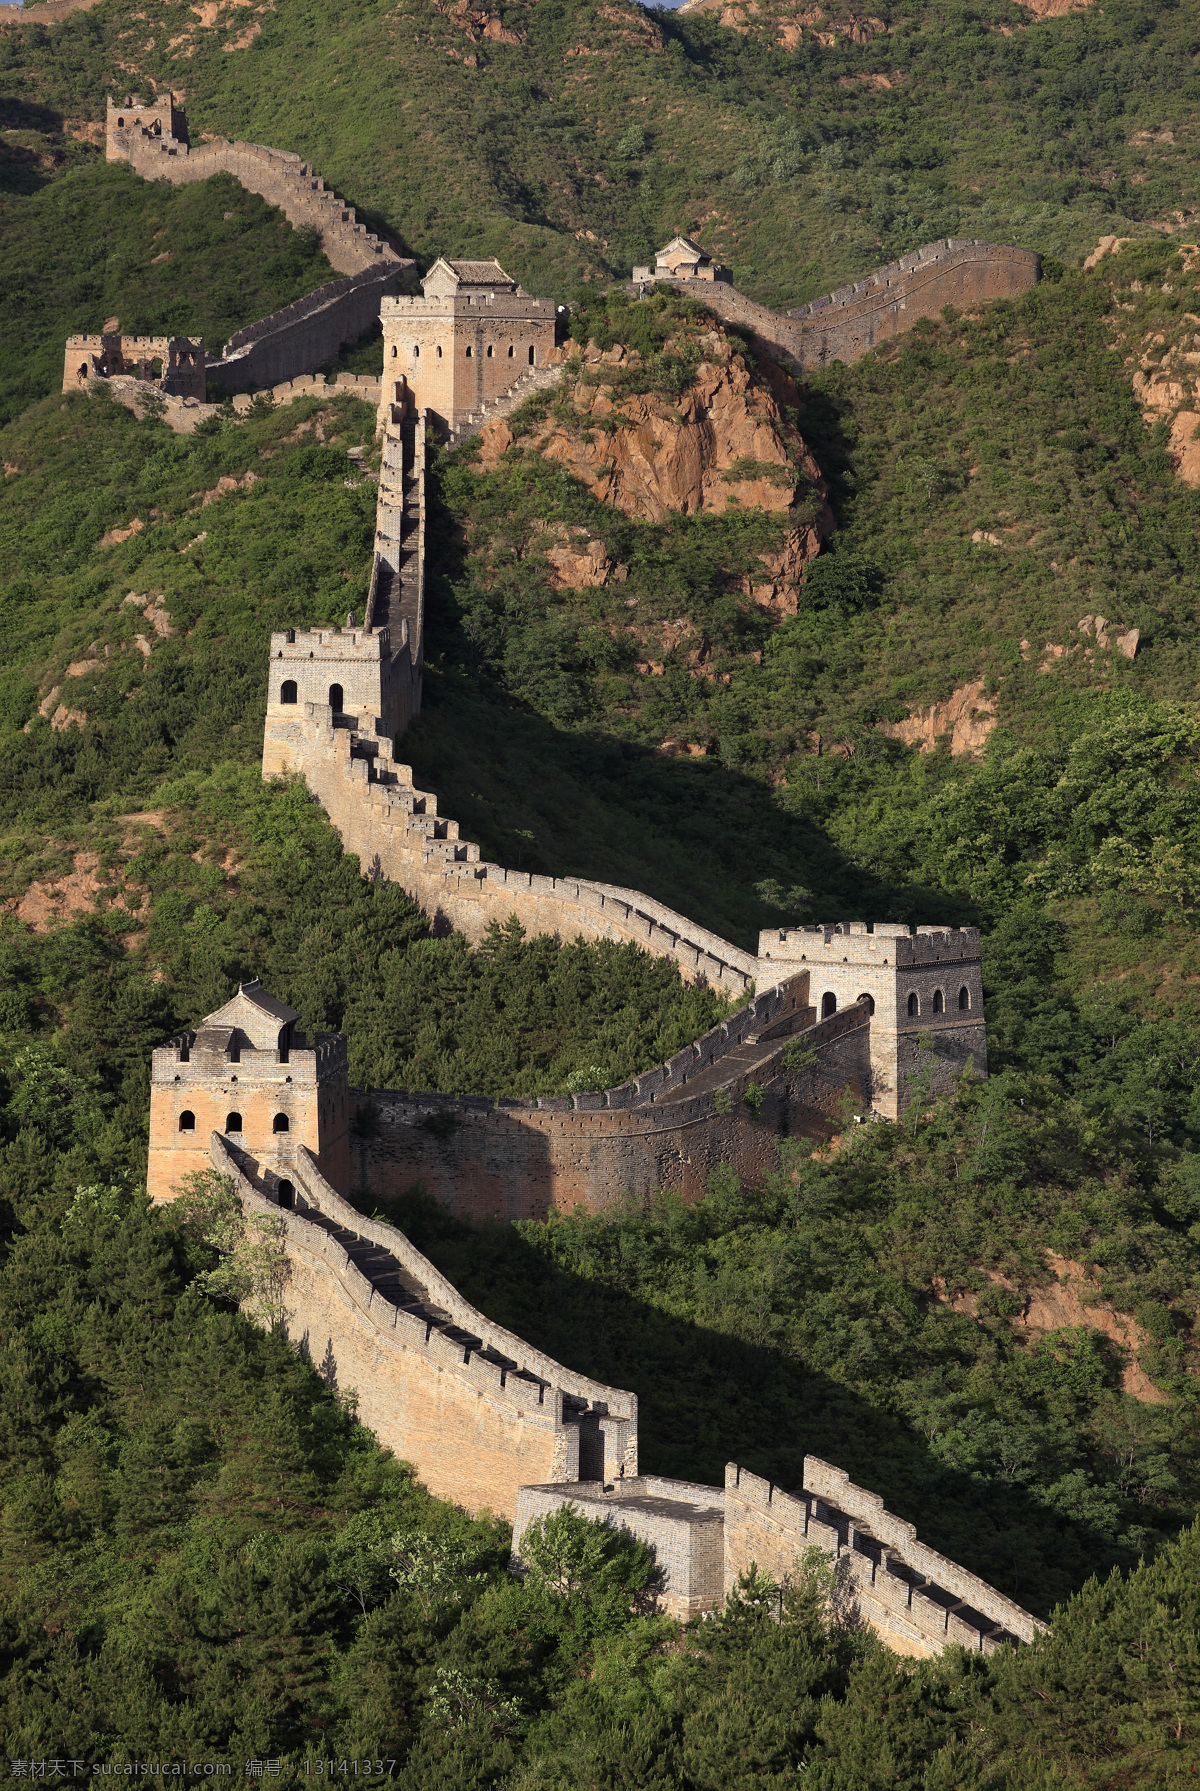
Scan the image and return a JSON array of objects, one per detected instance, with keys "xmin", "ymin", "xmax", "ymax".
[
  {"xmin": 262, "ymin": 619, "xmax": 410, "ymax": 778},
  {"xmin": 756, "ymin": 923, "xmax": 986, "ymax": 1119},
  {"xmin": 378, "ymin": 257, "xmax": 555, "ymax": 435},
  {"xmin": 148, "ymin": 979, "xmax": 349, "ymax": 1204},
  {"xmin": 106, "ymin": 92, "xmax": 186, "ymax": 163}
]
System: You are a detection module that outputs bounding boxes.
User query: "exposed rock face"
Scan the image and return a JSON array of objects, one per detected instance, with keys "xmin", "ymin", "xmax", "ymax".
[
  {"xmin": 877, "ymin": 678, "xmax": 998, "ymax": 757},
  {"xmin": 478, "ymin": 327, "xmax": 832, "ymax": 609}
]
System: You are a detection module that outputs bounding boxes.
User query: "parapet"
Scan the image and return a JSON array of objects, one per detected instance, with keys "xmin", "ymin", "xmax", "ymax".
[
  {"xmin": 757, "ymin": 922, "xmax": 980, "ymax": 965},
  {"xmin": 724, "ymin": 1461, "xmax": 1045, "ymax": 1654}
]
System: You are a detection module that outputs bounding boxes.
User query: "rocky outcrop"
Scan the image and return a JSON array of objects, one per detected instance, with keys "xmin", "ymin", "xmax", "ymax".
[
  {"xmin": 877, "ymin": 679, "xmax": 998, "ymax": 757},
  {"xmin": 478, "ymin": 327, "xmax": 832, "ymax": 604}
]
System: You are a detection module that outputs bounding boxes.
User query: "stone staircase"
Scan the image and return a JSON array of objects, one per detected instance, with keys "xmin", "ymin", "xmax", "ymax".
[{"xmin": 449, "ymin": 358, "xmax": 568, "ymax": 448}]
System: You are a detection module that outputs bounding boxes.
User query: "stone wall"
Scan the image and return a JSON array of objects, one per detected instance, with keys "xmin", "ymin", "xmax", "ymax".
[
  {"xmin": 724, "ymin": 1462, "xmax": 1047, "ymax": 1656},
  {"xmin": 512, "ymin": 1477, "xmax": 726, "ymax": 1622},
  {"xmin": 650, "ymin": 239, "xmax": 1040, "ymax": 370},
  {"xmin": 211, "ymin": 1133, "xmax": 638, "ymax": 1517},
  {"xmin": 113, "ymin": 127, "xmax": 403, "ymax": 277},
  {"xmin": 206, "ymin": 264, "xmax": 410, "ymax": 393},
  {"xmin": 94, "ymin": 371, "xmax": 382, "ymax": 435},
  {"xmin": 351, "ymin": 998, "xmax": 873, "ymax": 1220}
]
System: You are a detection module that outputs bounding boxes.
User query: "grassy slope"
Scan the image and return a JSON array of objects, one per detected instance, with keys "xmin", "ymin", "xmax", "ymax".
[{"xmin": 4, "ymin": 0, "xmax": 1200, "ymax": 309}]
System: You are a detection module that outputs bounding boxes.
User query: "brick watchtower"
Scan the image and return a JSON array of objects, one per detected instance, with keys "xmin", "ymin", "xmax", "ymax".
[
  {"xmin": 148, "ymin": 980, "xmax": 349, "ymax": 1204},
  {"xmin": 756, "ymin": 923, "xmax": 986, "ymax": 1119},
  {"xmin": 378, "ymin": 257, "xmax": 555, "ymax": 436},
  {"xmin": 106, "ymin": 92, "xmax": 187, "ymax": 163}
]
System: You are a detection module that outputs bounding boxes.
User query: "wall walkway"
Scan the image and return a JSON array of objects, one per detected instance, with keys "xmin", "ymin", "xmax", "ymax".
[
  {"xmin": 211, "ymin": 1133, "xmax": 637, "ymax": 1516},
  {"xmin": 648, "ymin": 238, "xmax": 1040, "ymax": 369}
]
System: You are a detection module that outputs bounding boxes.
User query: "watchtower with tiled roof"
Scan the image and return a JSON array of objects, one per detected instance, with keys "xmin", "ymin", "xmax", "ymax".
[
  {"xmin": 378, "ymin": 255, "xmax": 555, "ymax": 434},
  {"xmin": 147, "ymin": 979, "xmax": 349, "ymax": 1204}
]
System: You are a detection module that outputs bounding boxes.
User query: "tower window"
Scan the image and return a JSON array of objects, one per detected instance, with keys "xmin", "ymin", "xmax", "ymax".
[
  {"xmin": 436, "ymin": 345, "xmax": 442, "ymax": 358},
  {"xmin": 391, "ymin": 345, "xmax": 397, "ymax": 358},
  {"xmin": 413, "ymin": 344, "xmax": 420, "ymax": 357},
  {"xmin": 278, "ymin": 1179, "xmax": 295, "ymax": 1208},
  {"xmin": 280, "ymin": 680, "xmax": 297, "ymax": 704},
  {"xmin": 117, "ymin": 116, "xmax": 125, "ymax": 127},
  {"xmin": 858, "ymin": 993, "xmax": 875, "ymax": 1015},
  {"xmin": 328, "ymin": 683, "xmax": 344, "ymax": 712},
  {"xmin": 528, "ymin": 345, "xmax": 535, "ymax": 364},
  {"xmin": 907, "ymin": 992, "xmax": 919, "ymax": 1017},
  {"xmin": 821, "ymin": 992, "xmax": 836, "ymax": 1018},
  {"xmin": 486, "ymin": 344, "xmax": 493, "ymax": 357},
  {"xmin": 225, "ymin": 1112, "xmax": 242, "ymax": 1133},
  {"xmin": 273, "ymin": 1113, "xmax": 290, "ymax": 1133},
  {"xmin": 178, "ymin": 1111, "xmax": 195, "ymax": 1132},
  {"xmin": 507, "ymin": 344, "xmax": 514, "ymax": 358},
  {"xmin": 958, "ymin": 985, "xmax": 971, "ymax": 1011},
  {"xmin": 465, "ymin": 345, "xmax": 472, "ymax": 358},
  {"xmin": 933, "ymin": 989, "xmax": 944, "ymax": 1014}
]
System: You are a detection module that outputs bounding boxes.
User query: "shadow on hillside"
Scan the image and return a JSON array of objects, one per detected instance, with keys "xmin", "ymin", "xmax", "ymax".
[
  {"xmin": 401, "ymin": 669, "xmax": 968, "ymax": 956},
  {"xmin": 363, "ymin": 1188, "xmax": 1140, "ymax": 1624}
]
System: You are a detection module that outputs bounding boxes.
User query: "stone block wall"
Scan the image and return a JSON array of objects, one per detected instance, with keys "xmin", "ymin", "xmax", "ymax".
[
  {"xmin": 724, "ymin": 1462, "xmax": 1047, "ymax": 1657},
  {"xmin": 512, "ymin": 1477, "xmax": 726, "ymax": 1621},
  {"xmin": 351, "ymin": 998, "xmax": 871, "ymax": 1219},
  {"xmin": 211, "ymin": 1134, "xmax": 637, "ymax": 1517},
  {"xmin": 648, "ymin": 239, "xmax": 1039, "ymax": 370},
  {"xmin": 114, "ymin": 127, "xmax": 403, "ymax": 276},
  {"xmin": 206, "ymin": 264, "xmax": 411, "ymax": 394}
]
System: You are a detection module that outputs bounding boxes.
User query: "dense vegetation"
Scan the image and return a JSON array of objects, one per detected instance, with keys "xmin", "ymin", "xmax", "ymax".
[
  {"xmin": 5, "ymin": 0, "xmax": 1200, "ymax": 307},
  {"xmin": 1, "ymin": 1148, "xmax": 1197, "ymax": 1783},
  {"xmin": 0, "ymin": 161, "xmax": 337, "ymax": 423}
]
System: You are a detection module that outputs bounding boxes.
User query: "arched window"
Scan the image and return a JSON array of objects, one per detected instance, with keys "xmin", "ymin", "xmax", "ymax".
[
  {"xmin": 178, "ymin": 1111, "xmax": 195, "ymax": 1132},
  {"xmin": 507, "ymin": 344, "xmax": 514, "ymax": 358},
  {"xmin": 391, "ymin": 345, "xmax": 397, "ymax": 358},
  {"xmin": 465, "ymin": 344, "xmax": 472, "ymax": 358},
  {"xmin": 225, "ymin": 1112, "xmax": 242, "ymax": 1133},
  {"xmin": 486, "ymin": 344, "xmax": 494, "ymax": 358},
  {"xmin": 528, "ymin": 344, "xmax": 535, "ymax": 364},
  {"xmin": 907, "ymin": 992, "xmax": 919, "ymax": 1017},
  {"xmin": 280, "ymin": 680, "xmax": 297, "ymax": 704},
  {"xmin": 858, "ymin": 992, "xmax": 875, "ymax": 1015},
  {"xmin": 436, "ymin": 345, "xmax": 443, "ymax": 358},
  {"xmin": 413, "ymin": 344, "xmax": 420, "ymax": 358},
  {"xmin": 278, "ymin": 1180, "xmax": 295, "ymax": 1208},
  {"xmin": 328, "ymin": 683, "xmax": 344, "ymax": 712},
  {"xmin": 958, "ymin": 985, "xmax": 971, "ymax": 1011},
  {"xmin": 821, "ymin": 992, "xmax": 837, "ymax": 1018},
  {"xmin": 932, "ymin": 989, "xmax": 944, "ymax": 1014},
  {"xmin": 117, "ymin": 116, "xmax": 125, "ymax": 127},
  {"xmin": 273, "ymin": 1113, "xmax": 290, "ymax": 1134}
]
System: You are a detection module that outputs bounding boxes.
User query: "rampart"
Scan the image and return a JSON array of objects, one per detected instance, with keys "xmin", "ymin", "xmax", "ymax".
[
  {"xmin": 646, "ymin": 238, "xmax": 1040, "ymax": 369},
  {"xmin": 90, "ymin": 370, "xmax": 382, "ymax": 435},
  {"xmin": 351, "ymin": 993, "xmax": 877, "ymax": 1221},
  {"xmin": 63, "ymin": 332, "xmax": 205, "ymax": 400},
  {"xmin": 210, "ymin": 1132, "xmax": 638, "ymax": 1516},
  {"xmin": 205, "ymin": 263, "xmax": 410, "ymax": 393},
  {"xmin": 724, "ymin": 1462, "xmax": 1048, "ymax": 1656},
  {"xmin": 108, "ymin": 98, "xmax": 402, "ymax": 276}
]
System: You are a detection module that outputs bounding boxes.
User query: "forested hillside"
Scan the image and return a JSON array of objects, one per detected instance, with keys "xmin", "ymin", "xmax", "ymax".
[{"xmin": 5, "ymin": 0, "xmax": 1200, "ymax": 1772}]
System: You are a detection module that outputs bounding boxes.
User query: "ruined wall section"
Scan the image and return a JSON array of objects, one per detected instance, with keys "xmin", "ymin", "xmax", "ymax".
[
  {"xmin": 724, "ymin": 1462, "xmax": 1047, "ymax": 1657},
  {"xmin": 210, "ymin": 1134, "xmax": 637, "ymax": 1516},
  {"xmin": 652, "ymin": 240, "xmax": 1040, "ymax": 370},
  {"xmin": 353, "ymin": 999, "xmax": 872, "ymax": 1220}
]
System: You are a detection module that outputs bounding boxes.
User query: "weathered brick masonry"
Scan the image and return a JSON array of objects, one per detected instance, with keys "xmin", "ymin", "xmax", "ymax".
[
  {"xmin": 645, "ymin": 237, "xmax": 1040, "ymax": 370},
  {"xmin": 210, "ymin": 1132, "xmax": 638, "ymax": 1516}
]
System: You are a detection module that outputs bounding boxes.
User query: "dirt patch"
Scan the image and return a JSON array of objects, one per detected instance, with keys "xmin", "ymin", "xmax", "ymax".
[
  {"xmin": 99, "ymin": 516, "xmax": 144, "ymax": 548},
  {"xmin": 935, "ymin": 1253, "xmax": 1167, "ymax": 1403}
]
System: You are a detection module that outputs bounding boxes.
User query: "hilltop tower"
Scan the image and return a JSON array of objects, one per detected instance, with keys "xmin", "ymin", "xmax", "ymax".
[
  {"xmin": 106, "ymin": 92, "xmax": 186, "ymax": 162},
  {"xmin": 756, "ymin": 923, "xmax": 986, "ymax": 1119},
  {"xmin": 378, "ymin": 257, "xmax": 555, "ymax": 435},
  {"xmin": 148, "ymin": 979, "xmax": 349, "ymax": 1204}
]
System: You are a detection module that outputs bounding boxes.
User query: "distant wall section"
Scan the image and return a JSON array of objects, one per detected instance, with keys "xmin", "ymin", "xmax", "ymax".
[{"xmin": 648, "ymin": 239, "xmax": 1040, "ymax": 369}]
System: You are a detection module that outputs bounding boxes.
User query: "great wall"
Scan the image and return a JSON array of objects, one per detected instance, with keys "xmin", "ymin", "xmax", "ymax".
[{"xmin": 83, "ymin": 96, "xmax": 1044, "ymax": 1654}]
